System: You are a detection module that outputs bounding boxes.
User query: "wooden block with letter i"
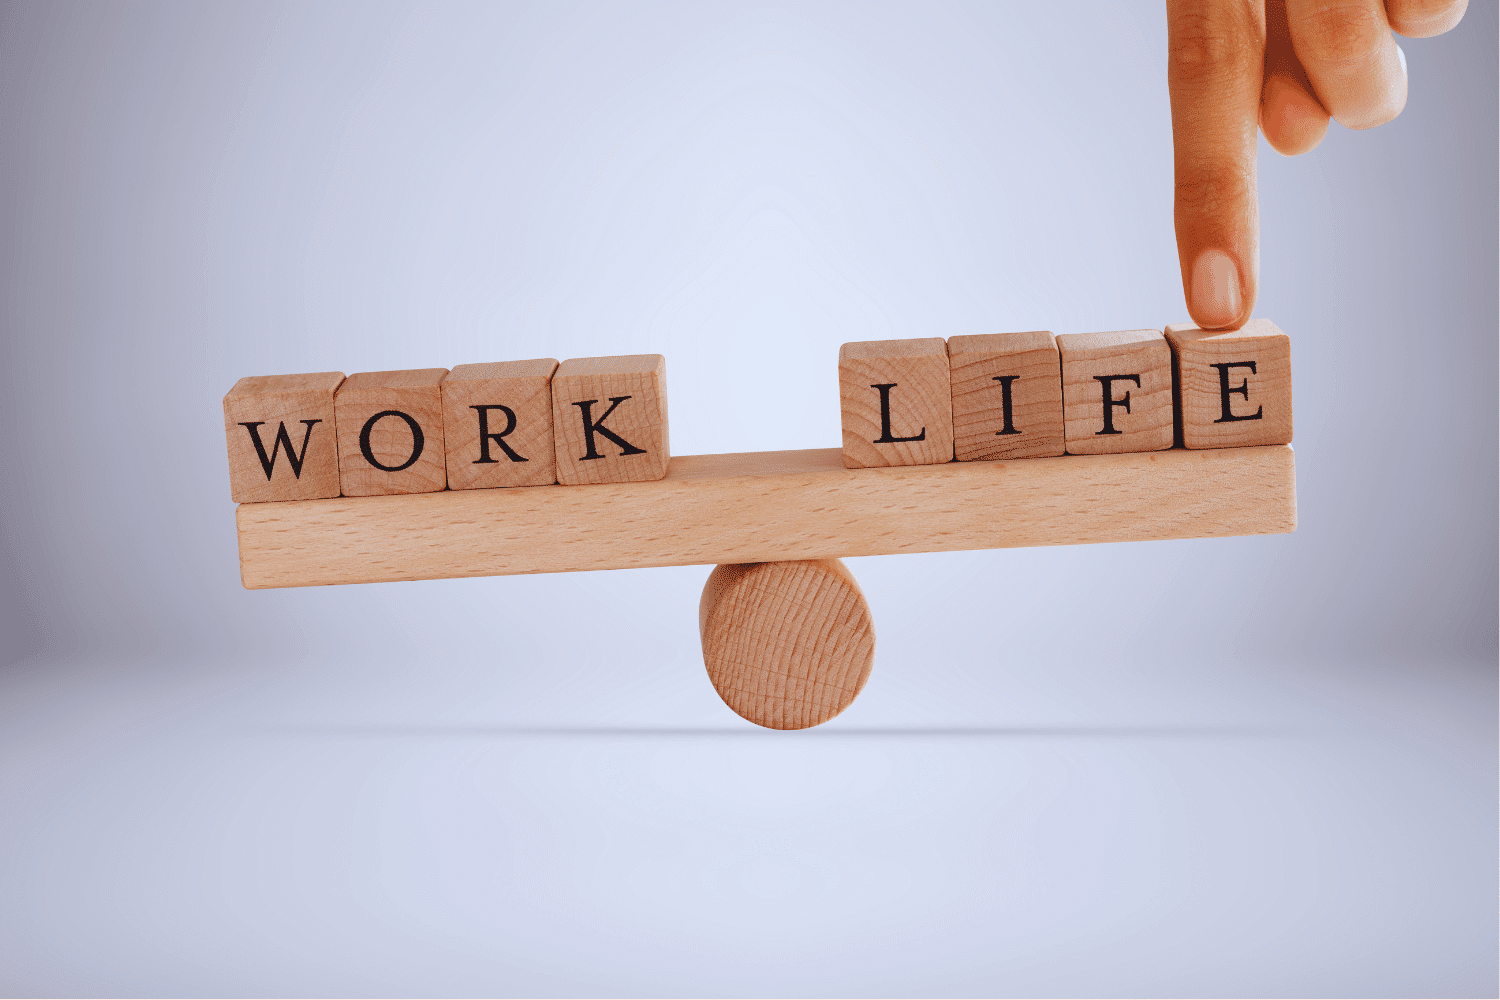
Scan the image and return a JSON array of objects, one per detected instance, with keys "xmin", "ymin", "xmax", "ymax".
[
  {"xmin": 443, "ymin": 359, "xmax": 559, "ymax": 489},
  {"xmin": 839, "ymin": 338, "xmax": 953, "ymax": 469},
  {"xmin": 1058, "ymin": 329, "xmax": 1173, "ymax": 455},
  {"xmin": 335, "ymin": 369, "xmax": 448, "ymax": 496},
  {"xmin": 224, "ymin": 372, "xmax": 344, "ymax": 502},
  {"xmin": 1165, "ymin": 318, "xmax": 1292, "ymax": 449},
  {"xmin": 948, "ymin": 331, "xmax": 1064, "ymax": 461},
  {"xmin": 551, "ymin": 354, "xmax": 669, "ymax": 485}
]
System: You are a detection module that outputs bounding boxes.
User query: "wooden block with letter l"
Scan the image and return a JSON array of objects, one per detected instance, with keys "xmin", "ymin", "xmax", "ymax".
[
  {"xmin": 442, "ymin": 359, "xmax": 559, "ymax": 490},
  {"xmin": 839, "ymin": 338, "xmax": 953, "ymax": 469},
  {"xmin": 335, "ymin": 369, "xmax": 449, "ymax": 496},
  {"xmin": 223, "ymin": 372, "xmax": 345, "ymax": 502},
  {"xmin": 948, "ymin": 331, "xmax": 1064, "ymax": 462},
  {"xmin": 1058, "ymin": 329, "xmax": 1174, "ymax": 455},
  {"xmin": 551, "ymin": 354, "xmax": 669, "ymax": 485},
  {"xmin": 1165, "ymin": 318, "xmax": 1292, "ymax": 449}
]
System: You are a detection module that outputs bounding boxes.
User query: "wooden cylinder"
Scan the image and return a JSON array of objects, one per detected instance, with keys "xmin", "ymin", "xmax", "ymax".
[{"xmin": 699, "ymin": 559, "xmax": 876, "ymax": 730}]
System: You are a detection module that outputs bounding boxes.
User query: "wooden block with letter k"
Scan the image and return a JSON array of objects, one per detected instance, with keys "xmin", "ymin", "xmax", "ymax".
[
  {"xmin": 839, "ymin": 338, "xmax": 953, "ymax": 469},
  {"xmin": 1058, "ymin": 329, "xmax": 1174, "ymax": 455},
  {"xmin": 551, "ymin": 354, "xmax": 669, "ymax": 485},
  {"xmin": 1165, "ymin": 318, "xmax": 1292, "ymax": 449},
  {"xmin": 223, "ymin": 371, "xmax": 344, "ymax": 502}
]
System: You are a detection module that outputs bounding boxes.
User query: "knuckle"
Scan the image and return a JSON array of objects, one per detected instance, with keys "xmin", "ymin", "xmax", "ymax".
[
  {"xmin": 1169, "ymin": 11, "xmax": 1243, "ymax": 85},
  {"xmin": 1297, "ymin": 3, "xmax": 1389, "ymax": 71},
  {"xmin": 1176, "ymin": 164, "xmax": 1255, "ymax": 216}
]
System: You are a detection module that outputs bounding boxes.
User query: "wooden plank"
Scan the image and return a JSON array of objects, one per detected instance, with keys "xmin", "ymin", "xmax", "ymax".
[{"xmin": 236, "ymin": 445, "xmax": 1297, "ymax": 589}]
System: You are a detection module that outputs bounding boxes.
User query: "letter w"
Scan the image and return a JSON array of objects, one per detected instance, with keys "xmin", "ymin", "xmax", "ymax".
[{"xmin": 239, "ymin": 420, "xmax": 321, "ymax": 480}]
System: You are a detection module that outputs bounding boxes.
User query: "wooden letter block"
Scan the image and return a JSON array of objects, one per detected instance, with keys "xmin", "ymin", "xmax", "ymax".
[
  {"xmin": 335, "ymin": 369, "xmax": 448, "ymax": 496},
  {"xmin": 1165, "ymin": 318, "xmax": 1292, "ymax": 449},
  {"xmin": 224, "ymin": 372, "xmax": 344, "ymax": 503},
  {"xmin": 839, "ymin": 338, "xmax": 953, "ymax": 469},
  {"xmin": 551, "ymin": 355, "xmax": 669, "ymax": 485},
  {"xmin": 948, "ymin": 331, "xmax": 1064, "ymax": 462},
  {"xmin": 1058, "ymin": 329, "xmax": 1174, "ymax": 455},
  {"xmin": 442, "ymin": 359, "xmax": 559, "ymax": 490}
]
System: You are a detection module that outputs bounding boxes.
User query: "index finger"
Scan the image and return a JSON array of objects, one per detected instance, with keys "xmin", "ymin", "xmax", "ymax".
[{"xmin": 1166, "ymin": 0, "xmax": 1266, "ymax": 330}]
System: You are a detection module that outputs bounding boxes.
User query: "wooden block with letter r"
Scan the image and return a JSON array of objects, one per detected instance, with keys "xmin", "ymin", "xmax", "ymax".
[
  {"xmin": 335, "ymin": 369, "xmax": 449, "ymax": 496},
  {"xmin": 442, "ymin": 359, "xmax": 559, "ymax": 490},
  {"xmin": 948, "ymin": 331, "xmax": 1064, "ymax": 461},
  {"xmin": 551, "ymin": 354, "xmax": 669, "ymax": 485},
  {"xmin": 1165, "ymin": 318, "xmax": 1292, "ymax": 449},
  {"xmin": 223, "ymin": 371, "xmax": 344, "ymax": 502},
  {"xmin": 1058, "ymin": 329, "xmax": 1173, "ymax": 455},
  {"xmin": 839, "ymin": 338, "xmax": 953, "ymax": 468}
]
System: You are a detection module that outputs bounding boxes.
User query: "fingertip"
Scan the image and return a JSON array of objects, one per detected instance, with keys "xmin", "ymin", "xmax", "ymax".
[
  {"xmin": 1261, "ymin": 73, "xmax": 1330, "ymax": 155},
  {"xmin": 1188, "ymin": 249, "xmax": 1249, "ymax": 330}
]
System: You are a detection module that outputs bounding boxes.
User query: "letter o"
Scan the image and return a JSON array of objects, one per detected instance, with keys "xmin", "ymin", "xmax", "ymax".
[{"xmin": 359, "ymin": 410, "xmax": 424, "ymax": 472}]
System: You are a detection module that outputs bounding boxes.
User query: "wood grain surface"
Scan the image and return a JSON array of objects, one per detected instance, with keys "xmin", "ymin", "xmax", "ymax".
[
  {"xmin": 949, "ymin": 331, "xmax": 1065, "ymax": 462},
  {"xmin": 442, "ymin": 359, "xmax": 559, "ymax": 490},
  {"xmin": 699, "ymin": 559, "xmax": 875, "ymax": 730},
  {"xmin": 839, "ymin": 338, "xmax": 954, "ymax": 469},
  {"xmin": 335, "ymin": 369, "xmax": 449, "ymax": 497},
  {"xmin": 236, "ymin": 444, "xmax": 1297, "ymax": 589},
  {"xmin": 1165, "ymin": 319, "xmax": 1293, "ymax": 450},
  {"xmin": 223, "ymin": 372, "xmax": 344, "ymax": 503},
  {"xmin": 1058, "ymin": 329, "xmax": 1174, "ymax": 456},
  {"xmin": 551, "ymin": 354, "xmax": 669, "ymax": 486}
]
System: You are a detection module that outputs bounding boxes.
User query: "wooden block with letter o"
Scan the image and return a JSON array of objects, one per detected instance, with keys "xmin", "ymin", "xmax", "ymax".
[
  {"xmin": 335, "ymin": 369, "xmax": 449, "ymax": 496},
  {"xmin": 551, "ymin": 354, "xmax": 669, "ymax": 485},
  {"xmin": 1058, "ymin": 329, "xmax": 1173, "ymax": 455},
  {"xmin": 949, "ymin": 331, "xmax": 1064, "ymax": 462},
  {"xmin": 839, "ymin": 338, "xmax": 953, "ymax": 469},
  {"xmin": 223, "ymin": 372, "xmax": 344, "ymax": 502},
  {"xmin": 443, "ymin": 359, "xmax": 559, "ymax": 490},
  {"xmin": 1165, "ymin": 318, "xmax": 1292, "ymax": 449}
]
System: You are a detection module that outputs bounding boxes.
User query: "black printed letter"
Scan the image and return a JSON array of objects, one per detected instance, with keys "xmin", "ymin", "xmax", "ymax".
[
  {"xmin": 1093, "ymin": 375, "xmax": 1141, "ymax": 435},
  {"xmin": 239, "ymin": 420, "xmax": 320, "ymax": 480},
  {"xmin": 1210, "ymin": 361, "xmax": 1263, "ymax": 423},
  {"xmin": 993, "ymin": 376, "xmax": 1021, "ymax": 435},
  {"xmin": 573, "ymin": 397, "xmax": 647, "ymax": 460},
  {"xmin": 359, "ymin": 410, "xmax": 425, "ymax": 472},
  {"xmin": 471, "ymin": 405, "xmax": 527, "ymax": 463},
  {"xmin": 870, "ymin": 383, "xmax": 926, "ymax": 444}
]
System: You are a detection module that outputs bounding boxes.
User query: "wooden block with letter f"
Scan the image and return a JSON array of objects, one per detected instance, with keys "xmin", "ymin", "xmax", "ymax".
[
  {"xmin": 443, "ymin": 359, "xmax": 559, "ymax": 489},
  {"xmin": 949, "ymin": 331, "xmax": 1064, "ymax": 461},
  {"xmin": 839, "ymin": 338, "xmax": 953, "ymax": 468},
  {"xmin": 335, "ymin": 369, "xmax": 449, "ymax": 496},
  {"xmin": 1058, "ymin": 329, "xmax": 1174, "ymax": 455},
  {"xmin": 1165, "ymin": 318, "xmax": 1292, "ymax": 449},
  {"xmin": 551, "ymin": 354, "xmax": 669, "ymax": 485},
  {"xmin": 224, "ymin": 372, "xmax": 345, "ymax": 502}
]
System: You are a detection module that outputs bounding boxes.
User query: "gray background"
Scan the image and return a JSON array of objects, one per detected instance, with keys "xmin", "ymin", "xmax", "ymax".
[{"xmin": 0, "ymin": 2, "xmax": 1495, "ymax": 996}]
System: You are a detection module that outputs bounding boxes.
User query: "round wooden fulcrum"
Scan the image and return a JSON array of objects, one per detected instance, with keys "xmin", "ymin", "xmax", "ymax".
[{"xmin": 699, "ymin": 558, "xmax": 876, "ymax": 730}]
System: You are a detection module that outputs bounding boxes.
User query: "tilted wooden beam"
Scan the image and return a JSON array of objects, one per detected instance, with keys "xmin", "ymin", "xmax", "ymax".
[{"xmin": 235, "ymin": 445, "xmax": 1296, "ymax": 589}]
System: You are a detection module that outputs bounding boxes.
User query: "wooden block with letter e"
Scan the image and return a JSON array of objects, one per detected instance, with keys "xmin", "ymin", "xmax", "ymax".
[
  {"xmin": 223, "ymin": 372, "xmax": 344, "ymax": 502},
  {"xmin": 1165, "ymin": 318, "xmax": 1292, "ymax": 449},
  {"xmin": 1058, "ymin": 329, "xmax": 1173, "ymax": 455},
  {"xmin": 551, "ymin": 354, "xmax": 669, "ymax": 485},
  {"xmin": 443, "ymin": 359, "xmax": 559, "ymax": 490},
  {"xmin": 839, "ymin": 338, "xmax": 953, "ymax": 469},
  {"xmin": 948, "ymin": 331, "xmax": 1064, "ymax": 461},
  {"xmin": 335, "ymin": 369, "xmax": 449, "ymax": 496}
]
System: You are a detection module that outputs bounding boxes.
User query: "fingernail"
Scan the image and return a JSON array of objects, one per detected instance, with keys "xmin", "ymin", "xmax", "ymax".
[
  {"xmin": 1191, "ymin": 249, "xmax": 1242, "ymax": 328},
  {"xmin": 1397, "ymin": 44, "xmax": 1407, "ymax": 79}
]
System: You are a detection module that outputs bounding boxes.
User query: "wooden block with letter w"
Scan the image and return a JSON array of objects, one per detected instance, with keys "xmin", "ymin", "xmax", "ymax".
[{"xmin": 223, "ymin": 372, "xmax": 344, "ymax": 502}]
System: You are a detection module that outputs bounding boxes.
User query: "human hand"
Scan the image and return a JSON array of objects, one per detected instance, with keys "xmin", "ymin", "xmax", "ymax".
[{"xmin": 1166, "ymin": 0, "xmax": 1468, "ymax": 330}]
